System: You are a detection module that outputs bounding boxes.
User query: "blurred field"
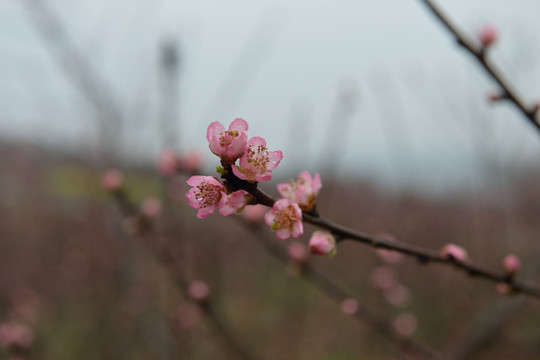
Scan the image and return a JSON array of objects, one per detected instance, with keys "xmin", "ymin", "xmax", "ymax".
[{"xmin": 1, "ymin": 141, "xmax": 540, "ymax": 360}]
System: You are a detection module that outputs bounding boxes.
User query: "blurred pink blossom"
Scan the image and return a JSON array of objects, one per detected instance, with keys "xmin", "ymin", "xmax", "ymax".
[
  {"xmin": 478, "ymin": 24, "xmax": 498, "ymax": 47},
  {"xmin": 503, "ymin": 254, "xmax": 521, "ymax": 275},
  {"xmin": 101, "ymin": 169, "xmax": 124, "ymax": 191},
  {"xmin": 141, "ymin": 197, "xmax": 163, "ymax": 218},
  {"xmin": 157, "ymin": 149, "xmax": 180, "ymax": 176},
  {"xmin": 241, "ymin": 204, "xmax": 268, "ymax": 223},
  {"xmin": 375, "ymin": 233, "xmax": 404, "ymax": 265},
  {"xmin": 176, "ymin": 303, "xmax": 203, "ymax": 331},
  {"xmin": 393, "ymin": 313, "xmax": 418, "ymax": 337},
  {"xmin": 308, "ymin": 231, "xmax": 336, "ymax": 256},
  {"xmin": 440, "ymin": 243, "xmax": 468, "ymax": 262},
  {"xmin": 341, "ymin": 298, "xmax": 359, "ymax": 315},
  {"xmin": 189, "ymin": 281, "xmax": 210, "ymax": 301},
  {"xmin": 384, "ymin": 284, "xmax": 411, "ymax": 308},
  {"xmin": 371, "ymin": 266, "xmax": 398, "ymax": 290},
  {"xmin": 207, "ymin": 118, "xmax": 248, "ymax": 164},
  {"xmin": 232, "ymin": 137, "xmax": 283, "ymax": 182},
  {"xmin": 178, "ymin": 150, "xmax": 203, "ymax": 173},
  {"xmin": 264, "ymin": 199, "xmax": 303, "ymax": 240},
  {"xmin": 496, "ymin": 283, "xmax": 511, "ymax": 295},
  {"xmin": 277, "ymin": 171, "xmax": 322, "ymax": 211},
  {"xmin": 287, "ymin": 241, "xmax": 308, "ymax": 263},
  {"xmin": 0, "ymin": 323, "xmax": 33, "ymax": 350}
]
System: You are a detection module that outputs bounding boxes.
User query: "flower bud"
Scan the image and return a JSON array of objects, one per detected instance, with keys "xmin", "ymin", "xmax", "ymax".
[
  {"xmin": 188, "ymin": 281, "xmax": 210, "ymax": 302},
  {"xmin": 502, "ymin": 254, "xmax": 520, "ymax": 275},
  {"xmin": 101, "ymin": 169, "xmax": 124, "ymax": 192},
  {"xmin": 440, "ymin": 243, "xmax": 468, "ymax": 262},
  {"xmin": 141, "ymin": 197, "xmax": 163, "ymax": 218},
  {"xmin": 308, "ymin": 231, "xmax": 336, "ymax": 256},
  {"xmin": 478, "ymin": 25, "xmax": 498, "ymax": 47},
  {"xmin": 341, "ymin": 298, "xmax": 359, "ymax": 315}
]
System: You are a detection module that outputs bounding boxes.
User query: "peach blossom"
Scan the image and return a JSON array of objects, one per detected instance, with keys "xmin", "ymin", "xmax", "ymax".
[
  {"xmin": 277, "ymin": 171, "xmax": 322, "ymax": 211},
  {"xmin": 264, "ymin": 199, "xmax": 303, "ymax": 240},
  {"xmin": 232, "ymin": 137, "xmax": 283, "ymax": 183},
  {"xmin": 207, "ymin": 118, "xmax": 248, "ymax": 164}
]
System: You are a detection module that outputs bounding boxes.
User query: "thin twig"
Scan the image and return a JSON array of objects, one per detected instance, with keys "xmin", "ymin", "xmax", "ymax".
[
  {"xmin": 418, "ymin": 0, "xmax": 540, "ymax": 132},
  {"xmin": 221, "ymin": 170, "xmax": 540, "ymax": 300}
]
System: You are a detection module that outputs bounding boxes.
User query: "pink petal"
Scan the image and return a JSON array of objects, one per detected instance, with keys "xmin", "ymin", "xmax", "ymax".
[
  {"xmin": 231, "ymin": 165, "xmax": 248, "ymax": 181},
  {"xmin": 266, "ymin": 150, "xmax": 283, "ymax": 170},
  {"xmin": 186, "ymin": 175, "xmax": 205, "ymax": 187},
  {"xmin": 291, "ymin": 221, "xmax": 303, "ymax": 238},
  {"xmin": 186, "ymin": 189, "xmax": 202, "ymax": 209},
  {"xmin": 206, "ymin": 122, "xmax": 225, "ymax": 155},
  {"xmin": 197, "ymin": 206, "xmax": 216, "ymax": 219},
  {"xmin": 276, "ymin": 228, "xmax": 291, "ymax": 240},
  {"xmin": 264, "ymin": 211, "xmax": 276, "ymax": 226},
  {"xmin": 247, "ymin": 136, "xmax": 267, "ymax": 148},
  {"xmin": 229, "ymin": 118, "xmax": 249, "ymax": 132}
]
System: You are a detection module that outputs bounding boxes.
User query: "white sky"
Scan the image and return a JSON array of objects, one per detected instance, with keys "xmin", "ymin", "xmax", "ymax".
[{"xmin": 1, "ymin": 0, "xmax": 540, "ymax": 194}]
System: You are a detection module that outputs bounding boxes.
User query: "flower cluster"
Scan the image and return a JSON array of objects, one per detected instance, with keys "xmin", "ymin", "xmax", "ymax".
[{"xmin": 186, "ymin": 118, "xmax": 328, "ymax": 249}]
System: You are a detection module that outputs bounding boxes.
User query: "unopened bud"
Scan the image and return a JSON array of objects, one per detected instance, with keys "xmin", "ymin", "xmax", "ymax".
[
  {"xmin": 308, "ymin": 231, "xmax": 336, "ymax": 256},
  {"xmin": 440, "ymin": 243, "xmax": 468, "ymax": 262}
]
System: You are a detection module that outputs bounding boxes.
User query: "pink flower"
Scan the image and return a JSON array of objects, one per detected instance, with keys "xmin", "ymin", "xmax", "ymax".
[
  {"xmin": 264, "ymin": 199, "xmax": 303, "ymax": 240},
  {"xmin": 287, "ymin": 241, "xmax": 308, "ymax": 263},
  {"xmin": 393, "ymin": 313, "xmax": 418, "ymax": 337},
  {"xmin": 308, "ymin": 230, "xmax": 336, "ymax": 256},
  {"xmin": 341, "ymin": 298, "xmax": 359, "ymax": 315},
  {"xmin": 157, "ymin": 149, "xmax": 180, "ymax": 176},
  {"xmin": 186, "ymin": 176, "xmax": 226, "ymax": 218},
  {"xmin": 189, "ymin": 280, "xmax": 211, "ymax": 301},
  {"xmin": 232, "ymin": 137, "xmax": 283, "ymax": 182},
  {"xmin": 0, "ymin": 323, "xmax": 33, "ymax": 350},
  {"xmin": 277, "ymin": 171, "xmax": 322, "ymax": 211},
  {"xmin": 503, "ymin": 254, "xmax": 521, "ymax": 275},
  {"xmin": 141, "ymin": 197, "xmax": 162, "ymax": 218},
  {"xmin": 185, "ymin": 176, "xmax": 250, "ymax": 218},
  {"xmin": 206, "ymin": 118, "xmax": 249, "ymax": 164},
  {"xmin": 440, "ymin": 243, "xmax": 468, "ymax": 262},
  {"xmin": 478, "ymin": 24, "xmax": 498, "ymax": 47},
  {"xmin": 101, "ymin": 169, "xmax": 124, "ymax": 191},
  {"xmin": 371, "ymin": 266, "xmax": 398, "ymax": 290}
]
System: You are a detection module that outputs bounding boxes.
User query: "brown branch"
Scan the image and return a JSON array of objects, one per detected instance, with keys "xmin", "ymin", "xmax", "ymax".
[
  {"xmin": 221, "ymin": 170, "xmax": 540, "ymax": 301},
  {"xmin": 418, "ymin": 0, "xmax": 540, "ymax": 132}
]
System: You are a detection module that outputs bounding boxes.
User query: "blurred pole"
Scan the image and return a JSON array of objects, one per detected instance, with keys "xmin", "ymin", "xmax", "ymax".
[
  {"xmin": 159, "ymin": 39, "xmax": 181, "ymax": 149},
  {"xmin": 23, "ymin": 0, "xmax": 123, "ymax": 166}
]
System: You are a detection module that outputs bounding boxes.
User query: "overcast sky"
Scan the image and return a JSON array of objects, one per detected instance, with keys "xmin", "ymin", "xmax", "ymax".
[{"xmin": 2, "ymin": 0, "xmax": 540, "ymax": 194}]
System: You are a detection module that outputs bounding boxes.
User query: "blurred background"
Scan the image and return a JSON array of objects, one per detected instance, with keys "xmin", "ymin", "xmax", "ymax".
[{"xmin": 1, "ymin": 0, "xmax": 540, "ymax": 359}]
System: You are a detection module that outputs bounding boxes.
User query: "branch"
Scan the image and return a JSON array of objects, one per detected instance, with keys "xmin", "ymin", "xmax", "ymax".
[
  {"xmin": 222, "ymin": 170, "xmax": 540, "ymax": 301},
  {"xmin": 418, "ymin": 0, "xmax": 540, "ymax": 132}
]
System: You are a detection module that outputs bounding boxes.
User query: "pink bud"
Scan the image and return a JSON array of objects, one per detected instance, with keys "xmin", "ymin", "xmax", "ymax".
[
  {"xmin": 341, "ymin": 298, "xmax": 359, "ymax": 315},
  {"xmin": 308, "ymin": 231, "xmax": 336, "ymax": 256},
  {"xmin": 101, "ymin": 169, "xmax": 124, "ymax": 191},
  {"xmin": 502, "ymin": 254, "xmax": 521, "ymax": 275},
  {"xmin": 440, "ymin": 243, "xmax": 468, "ymax": 262},
  {"xmin": 188, "ymin": 281, "xmax": 210, "ymax": 301},
  {"xmin": 287, "ymin": 241, "xmax": 308, "ymax": 263},
  {"xmin": 478, "ymin": 25, "xmax": 498, "ymax": 47},
  {"xmin": 487, "ymin": 92, "xmax": 501, "ymax": 102},
  {"xmin": 393, "ymin": 313, "xmax": 418, "ymax": 337},
  {"xmin": 141, "ymin": 197, "xmax": 162, "ymax": 218}
]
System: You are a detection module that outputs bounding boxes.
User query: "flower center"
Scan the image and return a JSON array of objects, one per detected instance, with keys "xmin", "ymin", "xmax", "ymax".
[
  {"xmin": 195, "ymin": 183, "xmax": 222, "ymax": 206},
  {"xmin": 218, "ymin": 130, "xmax": 239, "ymax": 147}
]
